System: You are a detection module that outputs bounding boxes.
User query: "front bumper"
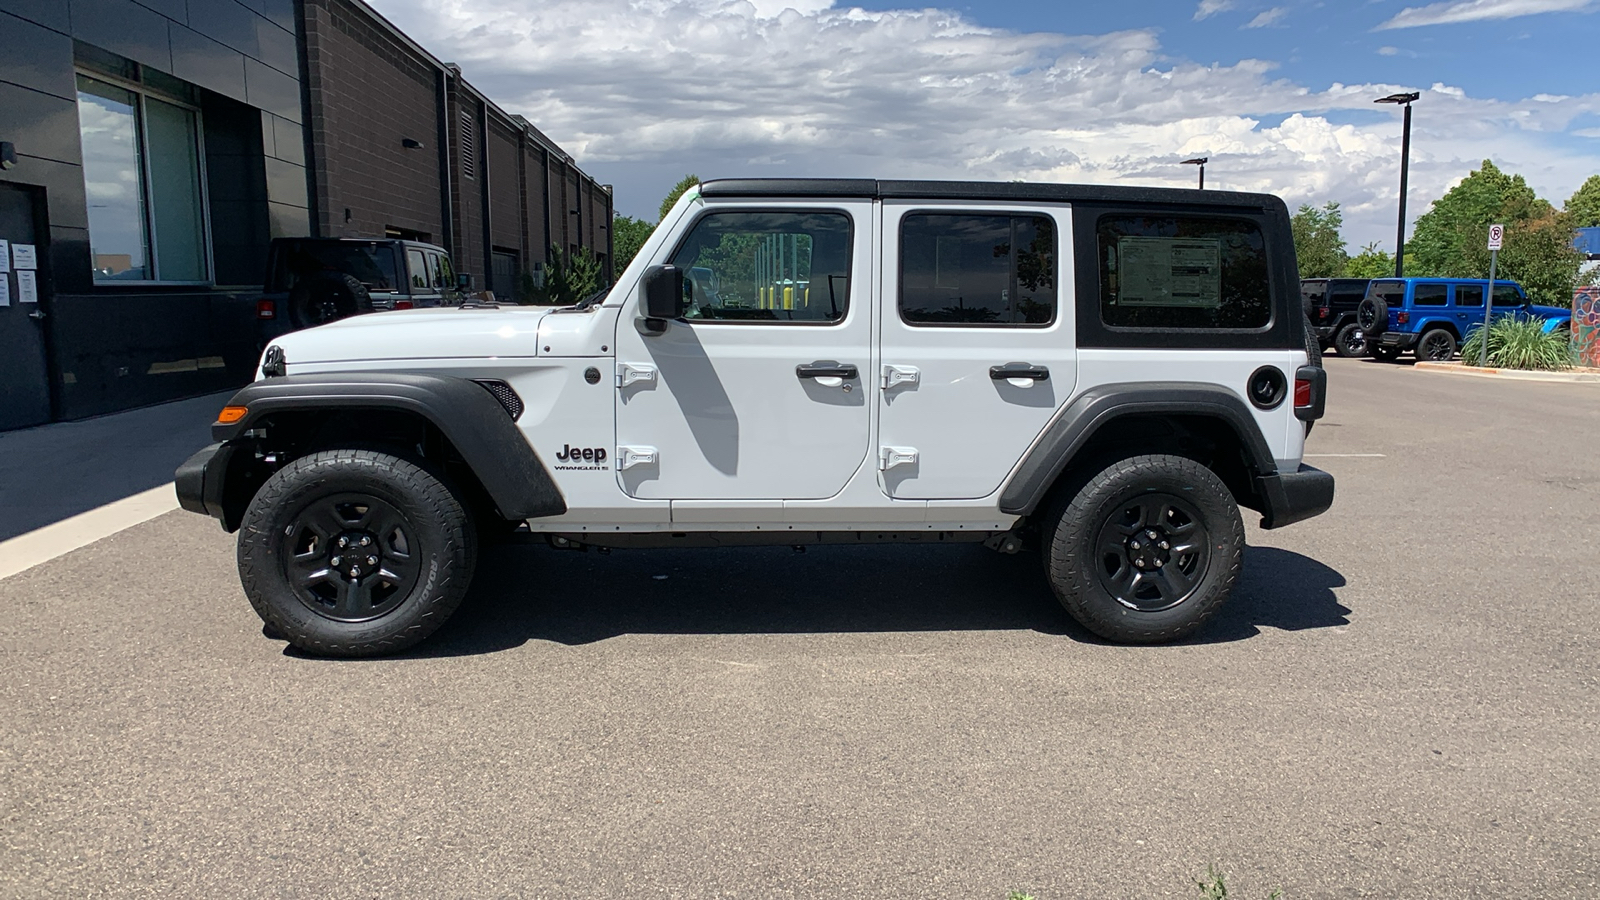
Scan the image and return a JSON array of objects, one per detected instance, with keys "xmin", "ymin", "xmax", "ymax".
[
  {"xmin": 175, "ymin": 442, "xmax": 237, "ymax": 530},
  {"xmin": 1254, "ymin": 464, "xmax": 1335, "ymax": 529}
]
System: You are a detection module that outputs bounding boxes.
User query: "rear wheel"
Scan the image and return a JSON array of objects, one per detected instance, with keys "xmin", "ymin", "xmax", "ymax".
[
  {"xmin": 1333, "ymin": 322, "xmax": 1368, "ymax": 358},
  {"xmin": 237, "ymin": 449, "xmax": 477, "ymax": 657},
  {"xmin": 1416, "ymin": 328, "xmax": 1457, "ymax": 361},
  {"xmin": 1042, "ymin": 455, "xmax": 1243, "ymax": 643}
]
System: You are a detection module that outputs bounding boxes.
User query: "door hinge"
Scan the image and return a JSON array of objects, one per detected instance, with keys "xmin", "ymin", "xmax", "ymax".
[
  {"xmin": 616, "ymin": 362, "xmax": 657, "ymax": 389},
  {"xmin": 617, "ymin": 445, "xmax": 659, "ymax": 470},
  {"xmin": 879, "ymin": 446, "xmax": 918, "ymax": 470},
  {"xmin": 881, "ymin": 364, "xmax": 919, "ymax": 390}
]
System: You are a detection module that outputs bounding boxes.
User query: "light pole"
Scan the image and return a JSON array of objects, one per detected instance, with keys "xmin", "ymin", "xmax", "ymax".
[
  {"xmin": 1375, "ymin": 91, "xmax": 1420, "ymax": 277},
  {"xmin": 1181, "ymin": 157, "xmax": 1208, "ymax": 189}
]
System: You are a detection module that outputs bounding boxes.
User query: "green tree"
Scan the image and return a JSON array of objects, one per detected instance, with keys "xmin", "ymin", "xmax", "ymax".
[
  {"xmin": 1346, "ymin": 241, "xmax": 1395, "ymax": 279},
  {"xmin": 659, "ymin": 174, "xmax": 701, "ymax": 222},
  {"xmin": 1407, "ymin": 159, "xmax": 1585, "ymax": 304},
  {"xmin": 1291, "ymin": 202, "xmax": 1349, "ymax": 278},
  {"xmin": 611, "ymin": 214, "xmax": 654, "ymax": 273},
  {"xmin": 524, "ymin": 245, "xmax": 601, "ymax": 305},
  {"xmin": 1566, "ymin": 174, "xmax": 1600, "ymax": 227}
]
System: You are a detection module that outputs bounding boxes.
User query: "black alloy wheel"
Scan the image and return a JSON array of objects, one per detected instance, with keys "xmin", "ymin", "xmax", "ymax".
[
  {"xmin": 1416, "ymin": 328, "xmax": 1457, "ymax": 361},
  {"xmin": 1334, "ymin": 322, "xmax": 1368, "ymax": 358},
  {"xmin": 281, "ymin": 493, "xmax": 421, "ymax": 622},
  {"xmin": 238, "ymin": 449, "xmax": 477, "ymax": 657},
  {"xmin": 1357, "ymin": 297, "xmax": 1389, "ymax": 336},
  {"xmin": 1091, "ymin": 493, "xmax": 1211, "ymax": 613},
  {"xmin": 1042, "ymin": 454, "xmax": 1243, "ymax": 643}
]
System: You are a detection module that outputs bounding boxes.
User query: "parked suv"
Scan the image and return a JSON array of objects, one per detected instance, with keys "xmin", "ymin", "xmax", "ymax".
[
  {"xmin": 1357, "ymin": 277, "xmax": 1572, "ymax": 362},
  {"xmin": 1301, "ymin": 277, "xmax": 1372, "ymax": 357},
  {"xmin": 259, "ymin": 237, "xmax": 462, "ymax": 337},
  {"xmin": 178, "ymin": 178, "xmax": 1333, "ymax": 657}
]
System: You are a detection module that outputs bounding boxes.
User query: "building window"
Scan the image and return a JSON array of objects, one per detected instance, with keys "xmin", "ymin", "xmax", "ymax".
[
  {"xmin": 76, "ymin": 71, "xmax": 209, "ymax": 283},
  {"xmin": 460, "ymin": 108, "xmax": 476, "ymax": 181}
]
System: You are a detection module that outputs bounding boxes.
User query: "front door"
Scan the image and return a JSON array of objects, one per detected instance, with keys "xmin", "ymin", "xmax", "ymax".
[
  {"xmin": 877, "ymin": 202, "xmax": 1078, "ymax": 499},
  {"xmin": 613, "ymin": 202, "xmax": 873, "ymax": 500},
  {"xmin": 0, "ymin": 184, "xmax": 53, "ymax": 430}
]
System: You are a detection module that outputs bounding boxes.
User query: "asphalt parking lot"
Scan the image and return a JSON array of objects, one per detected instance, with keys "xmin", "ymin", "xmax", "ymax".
[{"xmin": 2, "ymin": 357, "xmax": 1597, "ymax": 899}]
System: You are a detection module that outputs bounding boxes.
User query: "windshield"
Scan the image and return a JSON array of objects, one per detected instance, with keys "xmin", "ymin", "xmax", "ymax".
[{"xmin": 269, "ymin": 242, "xmax": 401, "ymax": 292}]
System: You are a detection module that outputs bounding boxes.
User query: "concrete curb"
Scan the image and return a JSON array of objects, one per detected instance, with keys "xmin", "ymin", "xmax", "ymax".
[
  {"xmin": 1413, "ymin": 361, "xmax": 1600, "ymax": 383},
  {"xmin": 0, "ymin": 484, "xmax": 179, "ymax": 581}
]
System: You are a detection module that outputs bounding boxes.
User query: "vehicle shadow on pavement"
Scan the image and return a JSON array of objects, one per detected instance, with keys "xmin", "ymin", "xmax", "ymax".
[{"xmin": 342, "ymin": 542, "xmax": 1349, "ymax": 658}]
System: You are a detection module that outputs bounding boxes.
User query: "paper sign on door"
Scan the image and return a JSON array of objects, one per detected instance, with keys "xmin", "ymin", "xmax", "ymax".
[
  {"xmin": 11, "ymin": 243, "xmax": 37, "ymax": 269},
  {"xmin": 16, "ymin": 269, "xmax": 38, "ymax": 303},
  {"xmin": 0, "ymin": 274, "xmax": 10, "ymax": 307},
  {"xmin": 0, "ymin": 239, "xmax": 9, "ymax": 273}
]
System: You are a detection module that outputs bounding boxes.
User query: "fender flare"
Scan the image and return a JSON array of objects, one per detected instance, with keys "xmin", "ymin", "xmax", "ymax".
[
  {"xmin": 210, "ymin": 373, "xmax": 566, "ymax": 521},
  {"xmin": 997, "ymin": 382, "xmax": 1278, "ymax": 517},
  {"xmin": 1541, "ymin": 316, "xmax": 1571, "ymax": 334}
]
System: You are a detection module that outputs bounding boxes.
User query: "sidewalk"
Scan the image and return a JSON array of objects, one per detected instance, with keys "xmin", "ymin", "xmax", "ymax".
[
  {"xmin": 1413, "ymin": 360, "xmax": 1600, "ymax": 383},
  {"xmin": 0, "ymin": 392, "xmax": 232, "ymax": 542}
]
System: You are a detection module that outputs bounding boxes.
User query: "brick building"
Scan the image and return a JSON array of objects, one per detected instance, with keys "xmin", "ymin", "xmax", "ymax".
[{"xmin": 0, "ymin": 0, "xmax": 611, "ymax": 430}]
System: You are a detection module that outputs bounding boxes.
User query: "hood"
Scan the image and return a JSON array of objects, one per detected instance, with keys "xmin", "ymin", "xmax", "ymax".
[
  {"xmin": 268, "ymin": 306, "xmax": 550, "ymax": 367},
  {"xmin": 1528, "ymin": 304, "xmax": 1570, "ymax": 319}
]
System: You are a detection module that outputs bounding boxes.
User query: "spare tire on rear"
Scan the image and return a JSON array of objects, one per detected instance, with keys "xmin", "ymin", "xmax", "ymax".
[
  {"xmin": 1357, "ymin": 296, "xmax": 1389, "ymax": 337},
  {"xmin": 288, "ymin": 273, "xmax": 373, "ymax": 329}
]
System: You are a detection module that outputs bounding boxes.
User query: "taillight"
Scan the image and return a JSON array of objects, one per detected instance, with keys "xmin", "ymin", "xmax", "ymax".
[
  {"xmin": 1317, "ymin": 306, "xmax": 1330, "ymax": 319},
  {"xmin": 394, "ymin": 299, "xmax": 414, "ymax": 310},
  {"xmin": 1294, "ymin": 365, "xmax": 1325, "ymax": 421},
  {"xmin": 256, "ymin": 299, "xmax": 275, "ymax": 319},
  {"xmin": 1397, "ymin": 310, "xmax": 1409, "ymax": 324},
  {"xmin": 1294, "ymin": 378, "xmax": 1312, "ymax": 407}
]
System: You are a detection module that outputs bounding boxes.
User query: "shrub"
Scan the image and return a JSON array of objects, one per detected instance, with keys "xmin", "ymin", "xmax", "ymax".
[{"xmin": 1460, "ymin": 314, "xmax": 1572, "ymax": 371}]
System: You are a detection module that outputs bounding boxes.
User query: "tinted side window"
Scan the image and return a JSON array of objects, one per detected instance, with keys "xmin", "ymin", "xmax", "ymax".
[
  {"xmin": 1327, "ymin": 284, "xmax": 1366, "ymax": 304},
  {"xmin": 407, "ymin": 250, "xmax": 428, "ymax": 291},
  {"xmin": 1492, "ymin": 285, "xmax": 1522, "ymax": 306},
  {"xmin": 1098, "ymin": 215, "xmax": 1269, "ymax": 329},
  {"xmin": 427, "ymin": 253, "xmax": 444, "ymax": 290},
  {"xmin": 1369, "ymin": 281, "xmax": 1405, "ymax": 305},
  {"xmin": 900, "ymin": 214, "xmax": 1055, "ymax": 326},
  {"xmin": 1455, "ymin": 285, "xmax": 1484, "ymax": 307},
  {"xmin": 1414, "ymin": 284, "xmax": 1448, "ymax": 306},
  {"xmin": 669, "ymin": 211, "xmax": 853, "ymax": 323}
]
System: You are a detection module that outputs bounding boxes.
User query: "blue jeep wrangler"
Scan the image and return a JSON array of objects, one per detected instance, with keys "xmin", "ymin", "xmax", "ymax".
[{"xmin": 1356, "ymin": 278, "xmax": 1572, "ymax": 362}]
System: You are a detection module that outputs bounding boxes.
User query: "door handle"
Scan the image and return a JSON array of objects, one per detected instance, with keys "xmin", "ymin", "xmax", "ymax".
[
  {"xmin": 796, "ymin": 361, "xmax": 858, "ymax": 380},
  {"xmin": 27, "ymin": 309, "xmax": 45, "ymax": 321},
  {"xmin": 989, "ymin": 362, "xmax": 1048, "ymax": 381}
]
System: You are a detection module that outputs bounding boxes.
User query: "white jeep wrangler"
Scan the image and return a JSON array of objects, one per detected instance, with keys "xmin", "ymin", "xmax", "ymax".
[{"xmin": 177, "ymin": 179, "xmax": 1333, "ymax": 656}]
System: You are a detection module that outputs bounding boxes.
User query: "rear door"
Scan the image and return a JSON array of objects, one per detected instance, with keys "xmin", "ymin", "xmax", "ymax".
[
  {"xmin": 0, "ymin": 183, "xmax": 52, "ymax": 430},
  {"xmin": 877, "ymin": 202, "xmax": 1077, "ymax": 499}
]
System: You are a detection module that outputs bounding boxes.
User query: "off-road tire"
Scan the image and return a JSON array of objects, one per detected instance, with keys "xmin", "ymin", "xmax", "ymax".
[
  {"xmin": 1042, "ymin": 454, "xmax": 1243, "ymax": 644},
  {"xmin": 237, "ymin": 449, "xmax": 477, "ymax": 657},
  {"xmin": 1357, "ymin": 297, "xmax": 1388, "ymax": 337},
  {"xmin": 1416, "ymin": 328, "xmax": 1457, "ymax": 361},
  {"xmin": 1371, "ymin": 345, "xmax": 1402, "ymax": 363},
  {"xmin": 1333, "ymin": 322, "xmax": 1368, "ymax": 358}
]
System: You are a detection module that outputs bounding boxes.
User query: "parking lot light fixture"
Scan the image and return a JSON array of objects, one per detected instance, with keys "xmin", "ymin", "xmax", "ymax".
[
  {"xmin": 1375, "ymin": 91, "xmax": 1421, "ymax": 277},
  {"xmin": 1181, "ymin": 157, "xmax": 1208, "ymax": 189}
]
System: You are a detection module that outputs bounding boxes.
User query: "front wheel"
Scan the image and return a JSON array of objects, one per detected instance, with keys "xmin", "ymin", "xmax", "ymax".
[
  {"xmin": 237, "ymin": 449, "xmax": 477, "ymax": 657},
  {"xmin": 1042, "ymin": 454, "xmax": 1243, "ymax": 643}
]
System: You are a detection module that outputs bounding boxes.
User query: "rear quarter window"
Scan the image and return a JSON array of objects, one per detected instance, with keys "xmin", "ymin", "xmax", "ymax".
[{"xmin": 1097, "ymin": 215, "xmax": 1271, "ymax": 330}]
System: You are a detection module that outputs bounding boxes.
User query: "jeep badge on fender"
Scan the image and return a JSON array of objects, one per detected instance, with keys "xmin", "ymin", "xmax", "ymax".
[{"xmin": 177, "ymin": 177, "xmax": 1333, "ymax": 658}]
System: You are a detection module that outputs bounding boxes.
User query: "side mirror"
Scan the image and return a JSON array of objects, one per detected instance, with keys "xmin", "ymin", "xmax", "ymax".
[{"xmin": 643, "ymin": 265, "xmax": 686, "ymax": 320}]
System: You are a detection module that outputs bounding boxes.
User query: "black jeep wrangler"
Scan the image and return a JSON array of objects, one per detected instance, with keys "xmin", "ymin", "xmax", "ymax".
[
  {"xmin": 259, "ymin": 237, "xmax": 462, "ymax": 336},
  {"xmin": 1300, "ymin": 277, "xmax": 1372, "ymax": 358}
]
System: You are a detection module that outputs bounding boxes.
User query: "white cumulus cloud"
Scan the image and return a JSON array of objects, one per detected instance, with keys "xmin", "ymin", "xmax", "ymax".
[
  {"xmin": 1193, "ymin": 0, "xmax": 1235, "ymax": 20},
  {"xmin": 1245, "ymin": 7, "xmax": 1289, "ymax": 27},
  {"xmin": 1376, "ymin": 0, "xmax": 1596, "ymax": 30},
  {"xmin": 367, "ymin": 0, "xmax": 1600, "ymax": 249}
]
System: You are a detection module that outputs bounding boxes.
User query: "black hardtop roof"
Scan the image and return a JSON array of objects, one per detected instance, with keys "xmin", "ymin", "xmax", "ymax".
[{"xmin": 699, "ymin": 178, "xmax": 1284, "ymax": 212}]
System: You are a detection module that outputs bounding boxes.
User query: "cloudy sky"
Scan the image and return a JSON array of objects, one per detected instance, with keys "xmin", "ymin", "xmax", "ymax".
[{"xmin": 368, "ymin": 0, "xmax": 1600, "ymax": 250}]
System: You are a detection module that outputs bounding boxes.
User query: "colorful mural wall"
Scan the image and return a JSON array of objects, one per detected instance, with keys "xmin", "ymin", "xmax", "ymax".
[{"xmin": 1576, "ymin": 286, "xmax": 1600, "ymax": 368}]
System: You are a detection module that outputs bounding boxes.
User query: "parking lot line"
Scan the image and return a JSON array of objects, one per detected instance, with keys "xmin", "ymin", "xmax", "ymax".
[
  {"xmin": 1304, "ymin": 453, "xmax": 1387, "ymax": 458},
  {"xmin": 0, "ymin": 484, "xmax": 178, "ymax": 581}
]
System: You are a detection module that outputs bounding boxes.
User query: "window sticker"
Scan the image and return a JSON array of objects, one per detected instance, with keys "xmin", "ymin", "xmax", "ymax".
[{"xmin": 1114, "ymin": 236, "xmax": 1221, "ymax": 309}]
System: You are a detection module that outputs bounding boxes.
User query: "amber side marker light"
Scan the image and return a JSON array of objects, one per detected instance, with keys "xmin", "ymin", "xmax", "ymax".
[{"xmin": 217, "ymin": 406, "xmax": 248, "ymax": 424}]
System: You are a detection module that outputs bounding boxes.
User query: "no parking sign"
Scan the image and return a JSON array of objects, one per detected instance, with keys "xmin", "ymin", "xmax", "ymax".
[{"xmin": 1487, "ymin": 224, "xmax": 1504, "ymax": 250}]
